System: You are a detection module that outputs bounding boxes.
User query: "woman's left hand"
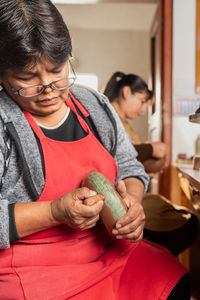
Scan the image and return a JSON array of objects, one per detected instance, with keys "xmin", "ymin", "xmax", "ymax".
[{"xmin": 112, "ymin": 180, "xmax": 145, "ymax": 242}]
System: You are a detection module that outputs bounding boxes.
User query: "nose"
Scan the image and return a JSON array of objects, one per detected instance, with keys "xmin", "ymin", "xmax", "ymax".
[
  {"xmin": 40, "ymin": 77, "xmax": 53, "ymax": 94},
  {"xmin": 40, "ymin": 80, "xmax": 54, "ymax": 94},
  {"xmin": 43, "ymin": 84, "xmax": 53, "ymax": 94}
]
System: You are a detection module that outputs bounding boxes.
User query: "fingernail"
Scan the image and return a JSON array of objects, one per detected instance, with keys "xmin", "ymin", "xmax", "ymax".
[
  {"xmin": 98, "ymin": 200, "xmax": 104, "ymax": 205},
  {"xmin": 89, "ymin": 190, "xmax": 97, "ymax": 196},
  {"xmin": 112, "ymin": 229, "xmax": 118, "ymax": 235},
  {"xmin": 98, "ymin": 193, "xmax": 105, "ymax": 200},
  {"xmin": 116, "ymin": 223, "xmax": 122, "ymax": 229},
  {"xmin": 116, "ymin": 235, "xmax": 122, "ymax": 239}
]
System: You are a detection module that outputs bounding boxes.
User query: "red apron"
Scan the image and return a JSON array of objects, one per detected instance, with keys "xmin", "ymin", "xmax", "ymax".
[{"xmin": 0, "ymin": 93, "xmax": 187, "ymax": 300}]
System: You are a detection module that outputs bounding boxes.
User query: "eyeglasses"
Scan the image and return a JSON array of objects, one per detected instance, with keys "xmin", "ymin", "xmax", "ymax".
[{"xmin": 8, "ymin": 61, "xmax": 76, "ymax": 98}]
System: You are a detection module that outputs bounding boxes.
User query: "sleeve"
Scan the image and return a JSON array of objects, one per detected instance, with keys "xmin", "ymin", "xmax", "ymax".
[
  {"xmin": 106, "ymin": 102, "xmax": 149, "ymax": 192},
  {"xmin": 0, "ymin": 123, "xmax": 19, "ymax": 249},
  {"xmin": 9, "ymin": 203, "xmax": 20, "ymax": 242},
  {"xmin": 134, "ymin": 143, "xmax": 153, "ymax": 163},
  {"xmin": 0, "ymin": 145, "xmax": 10, "ymax": 248}
]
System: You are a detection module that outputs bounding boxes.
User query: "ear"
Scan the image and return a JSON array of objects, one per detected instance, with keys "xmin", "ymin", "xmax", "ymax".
[{"xmin": 122, "ymin": 86, "xmax": 132, "ymax": 101}]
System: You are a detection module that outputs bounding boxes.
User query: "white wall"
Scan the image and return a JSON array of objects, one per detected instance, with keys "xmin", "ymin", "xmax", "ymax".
[
  {"xmin": 70, "ymin": 29, "xmax": 150, "ymax": 91},
  {"xmin": 172, "ymin": 0, "xmax": 200, "ymax": 161},
  {"xmin": 56, "ymin": 4, "xmax": 156, "ymax": 142},
  {"xmin": 70, "ymin": 28, "xmax": 150, "ymax": 141},
  {"xmin": 55, "ymin": 4, "xmax": 156, "ymax": 31}
]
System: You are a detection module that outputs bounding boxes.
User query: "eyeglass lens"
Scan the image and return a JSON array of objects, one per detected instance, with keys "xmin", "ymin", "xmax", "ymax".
[{"xmin": 19, "ymin": 77, "xmax": 75, "ymax": 97}]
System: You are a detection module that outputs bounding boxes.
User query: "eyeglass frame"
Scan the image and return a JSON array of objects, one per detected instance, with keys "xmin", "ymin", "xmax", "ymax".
[{"xmin": 7, "ymin": 60, "xmax": 77, "ymax": 98}]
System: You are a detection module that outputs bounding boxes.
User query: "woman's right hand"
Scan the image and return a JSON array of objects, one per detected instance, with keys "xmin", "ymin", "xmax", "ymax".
[{"xmin": 50, "ymin": 187, "xmax": 104, "ymax": 231}]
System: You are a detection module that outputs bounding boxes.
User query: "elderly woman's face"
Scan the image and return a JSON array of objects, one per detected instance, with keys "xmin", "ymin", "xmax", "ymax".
[{"xmin": 0, "ymin": 57, "xmax": 71, "ymax": 118}]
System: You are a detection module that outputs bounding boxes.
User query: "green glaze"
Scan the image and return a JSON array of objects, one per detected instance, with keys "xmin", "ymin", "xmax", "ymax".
[{"xmin": 87, "ymin": 171, "xmax": 127, "ymax": 220}]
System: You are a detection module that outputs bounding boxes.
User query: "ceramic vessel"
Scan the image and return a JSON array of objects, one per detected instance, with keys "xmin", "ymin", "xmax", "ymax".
[{"xmin": 82, "ymin": 171, "xmax": 127, "ymax": 235}]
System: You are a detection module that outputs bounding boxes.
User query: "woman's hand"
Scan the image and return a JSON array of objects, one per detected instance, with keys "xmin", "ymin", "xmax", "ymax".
[
  {"xmin": 112, "ymin": 180, "xmax": 145, "ymax": 242},
  {"xmin": 50, "ymin": 187, "xmax": 104, "ymax": 231},
  {"xmin": 143, "ymin": 157, "xmax": 167, "ymax": 174},
  {"xmin": 151, "ymin": 141, "xmax": 168, "ymax": 159}
]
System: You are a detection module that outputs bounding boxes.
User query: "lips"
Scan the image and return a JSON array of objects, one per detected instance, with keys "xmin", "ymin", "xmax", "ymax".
[{"xmin": 38, "ymin": 97, "xmax": 58, "ymax": 105}]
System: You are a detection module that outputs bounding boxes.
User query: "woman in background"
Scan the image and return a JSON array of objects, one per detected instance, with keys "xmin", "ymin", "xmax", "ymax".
[
  {"xmin": 103, "ymin": 71, "xmax": 167, "ymax": 172},
  {"xmin": 103, "ymin": 71, "xmax": 199, "ymax": 256}
]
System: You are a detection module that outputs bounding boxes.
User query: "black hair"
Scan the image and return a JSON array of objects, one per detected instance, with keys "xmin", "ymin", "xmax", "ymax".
[
  {"xmin": 0, "ymin": 0, "xmax": 72, "ymax": 74},
  {"xmin": 103, "ymin": 71, "xmax": 153, "ymax": 102}
]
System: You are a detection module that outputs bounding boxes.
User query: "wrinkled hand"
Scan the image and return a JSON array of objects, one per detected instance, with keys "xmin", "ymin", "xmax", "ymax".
[
  {"xmin": 51, "ymin": 187, "xmax": 104, "ymax": 230},
  {"xmin": 151, "ymin": 141, "xmax": 168, "ymax": 159},
  {"xmin": 112, "ymin": 180, "xmax": 145, "ymax": 242}
]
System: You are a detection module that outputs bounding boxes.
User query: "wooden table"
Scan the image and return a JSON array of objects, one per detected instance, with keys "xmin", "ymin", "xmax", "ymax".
[
  {"xmin": 175, "ymin": 165, "xmax": 200, "ymax": 269},
  {"xmin": 177, "ymin": 166, "xmax": 200, "ymax": 215}
]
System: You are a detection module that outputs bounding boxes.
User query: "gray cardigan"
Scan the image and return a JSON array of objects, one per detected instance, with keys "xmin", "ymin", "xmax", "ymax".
[{"xmin": 0, "ymin": 85, "xmax": 149, "ymax": 249}]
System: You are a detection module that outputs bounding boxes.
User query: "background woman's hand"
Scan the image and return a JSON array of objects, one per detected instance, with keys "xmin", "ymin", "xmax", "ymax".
[
  {"xmin": 50, "ymin": 187, "xmax": 104, "ymax": 230},
  {"xmin": 112, "ymin": 180, "xmax": 145, "ymax": 242},
  {"xmin": 143, "ymin": 157, "xmax": 167, "ymax": 174},
  {"xmin": 151, "ymin": 141, "xmax": 168, "ymax": 159}
]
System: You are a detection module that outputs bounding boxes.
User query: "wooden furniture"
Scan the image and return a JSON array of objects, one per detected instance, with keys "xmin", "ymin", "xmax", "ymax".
[
  {"xmin": 176, "ymin": 166, "xmax": 200, "ymax": 269},
  {"xmin": 177, "ymin": 166, "xmax": 200, "ymax": 215},
  {"xmin": 196, "ymin": 0, "xmax": 200, "ymax": 93}
]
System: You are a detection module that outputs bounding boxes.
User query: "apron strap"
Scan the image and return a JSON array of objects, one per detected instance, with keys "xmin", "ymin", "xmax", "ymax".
[
  {"xmin": 65, "ymin": 95, "xmax": 90, "ymax": 134},
  {"xmin": 23, "ymin": 111, "xmax": 46, "ymax": 140},
  {"xmin": 68, "ymin": 91, "xmax": 89, "ymax": 117}
]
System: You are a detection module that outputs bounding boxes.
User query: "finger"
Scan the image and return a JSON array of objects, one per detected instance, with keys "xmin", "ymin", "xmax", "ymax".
[
  {"xmin": 116, "ymin": 225, "xmax": 144, "ymax": 242},
  {"xmin": 115, "ymin": 205, "xmax": 145, "ymax": 229},
  {"xmin": 85, "ymin": 214, "xmax": 100, "ymax": 224},
  {"xmin": 116, "ymin": 180, "xmax": 127, "ymax": 199},
  {"xmin": 113, "ymin": 214, "xmax": 145, "ymax": 236},
  {"xmin": 73, "ymin": 187, "xmax": 97, "ymax": 201},
  {"xmin": 67, "ymin": 216, "xmax": 84, "ymax": 228},
  {"xmin": 114, "ymin": 220, "xmax": 140, "ymax": 235},
  {"xmin": 79, "ymin": 199, "xmax": 104, "ymax": 218},
  {"xmin": 136, "ymin": 230, "xmax": 144, "ymax": 241},
  {"xmin": 115, "ymin": 212, "xmax": 137, "ymax": 229},
  {"xmin": 70, "ymin": 214, "xmax": 100, "ymax": 229},
  {"xmin": 116, "ymin": 181, "xmax": 131, "ymax": 208},
  {"xmin": 80, "ymin": 215, "xmax": 100, "ymax": 229},
  {"xmin": 84, "ymin": 193, "xmax": 105, "ymax": 206},
  {"xmin": 82, "ymin": 222, "xmax": 98, "ymax": 230},
  {"xmin": 128, "ymin": 228, "xmax": 144, "ymax": 242}
]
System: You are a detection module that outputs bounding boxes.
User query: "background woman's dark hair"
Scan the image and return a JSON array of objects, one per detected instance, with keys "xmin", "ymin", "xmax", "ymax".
[
  {"xmin": 103, "ymin": 71, "xmax": 153, "ymax": 102},
  {"xmin": 0, "ymin": 0, "xmax": 72, "ymax": 74}
]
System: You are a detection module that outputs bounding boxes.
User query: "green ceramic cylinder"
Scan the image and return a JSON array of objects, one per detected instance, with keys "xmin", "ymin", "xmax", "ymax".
[{"xmin": 82, "ymin": 171, "xmax": 127, "ymax": 235}]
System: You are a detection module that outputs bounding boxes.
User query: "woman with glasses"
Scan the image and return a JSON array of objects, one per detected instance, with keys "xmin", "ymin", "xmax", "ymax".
[{"xmin": 0, "ymin": 1, "xmax": 189, "ymax": 299}]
